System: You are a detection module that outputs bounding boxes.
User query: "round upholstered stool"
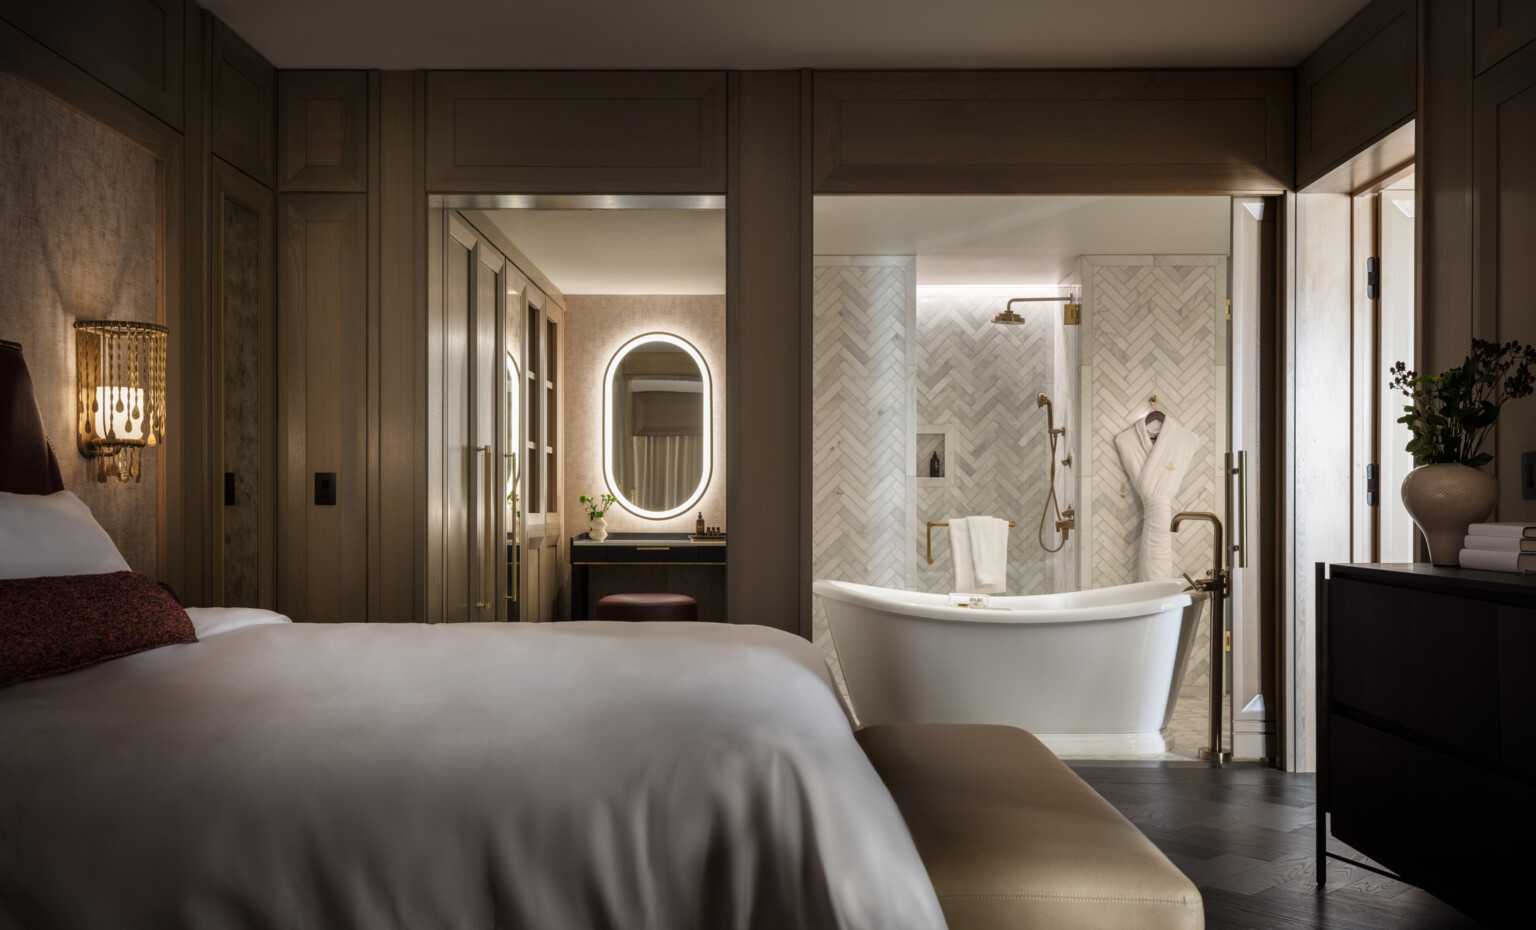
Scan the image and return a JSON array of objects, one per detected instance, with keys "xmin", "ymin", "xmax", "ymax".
[{"xmin": 594, "ymin": 593, "xmax": 699, "ymax": 622}]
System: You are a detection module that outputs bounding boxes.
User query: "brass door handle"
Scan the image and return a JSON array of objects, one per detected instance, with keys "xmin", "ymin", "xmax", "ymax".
[
  {"xmin": 476, "ymin": 445, "xmax": 492, "ymax": 611},
  {"xmin": 1234, "ymin": 451, "xmax": 1248, "ymax": 569}
]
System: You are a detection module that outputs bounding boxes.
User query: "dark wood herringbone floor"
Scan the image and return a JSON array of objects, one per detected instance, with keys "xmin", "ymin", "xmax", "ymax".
[{"xmin": 1068, "ymin": 762, "xmax": 1488, "ymax": 930}]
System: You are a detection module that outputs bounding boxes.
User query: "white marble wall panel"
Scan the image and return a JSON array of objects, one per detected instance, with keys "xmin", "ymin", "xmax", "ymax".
[
  {"xmin": 913, "ymin": 289, "xmax": 1056, "ymax": 596},
  {"xmin": 811, "ymin": 257, "xmax": 916, "ymax": 690},
  {"xmin": 1078, "ymin": 255, "xmax": 1228, "ymax": 700}
]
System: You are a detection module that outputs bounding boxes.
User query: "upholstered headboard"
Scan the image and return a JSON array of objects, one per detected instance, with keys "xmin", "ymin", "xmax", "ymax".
[{"xmin": 0, "ymin": 340, "xmax": 67, "ymax": 495}]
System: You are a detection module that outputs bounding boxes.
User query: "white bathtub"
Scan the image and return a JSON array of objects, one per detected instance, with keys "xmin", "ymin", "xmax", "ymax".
[{"xmin": 813, "ymin": 579, "xmax": 1203, "ymax": 756}]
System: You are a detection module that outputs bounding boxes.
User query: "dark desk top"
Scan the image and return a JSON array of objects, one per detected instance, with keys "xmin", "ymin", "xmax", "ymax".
[
  {"xmin": 571, "ymin": 532, "xmax": 726, "ymax": 547},
  {"xmin": 1329, "ymin": 562, "xmax": 1536, "ymax": 606}
]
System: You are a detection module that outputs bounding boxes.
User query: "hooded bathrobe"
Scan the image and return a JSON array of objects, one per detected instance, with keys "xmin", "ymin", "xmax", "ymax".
[{"xmin": 1114, "ymin": 415, "xmax": 1203, "ymax": 582}]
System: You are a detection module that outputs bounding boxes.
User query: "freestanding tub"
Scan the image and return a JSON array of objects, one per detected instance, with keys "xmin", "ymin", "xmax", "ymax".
[{"xmin": 813, "ymin": 579, "xmax": 1203, "ymax": 755}]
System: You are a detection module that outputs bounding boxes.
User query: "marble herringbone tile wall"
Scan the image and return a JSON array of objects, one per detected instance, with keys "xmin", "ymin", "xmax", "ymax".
[
  {"xmin": 914, "ymin": 289, "xmax": 1056, "ymax": 596},
  {"xmin": 811, "ymin": 257, "xmax": 916, "ymax": 690},
  {"xmin": 1079, "ymin": 255, "xmax": 1228, "ymax": 702}
]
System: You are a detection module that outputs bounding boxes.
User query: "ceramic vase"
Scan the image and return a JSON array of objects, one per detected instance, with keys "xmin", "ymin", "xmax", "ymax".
[
  {"xmin": 589, "ymin": 516, "xmax": 608, "ymax": 542},
  {"xmin": 1400, "ymin": 463, "xmax": 1498, "ymax": 566}
]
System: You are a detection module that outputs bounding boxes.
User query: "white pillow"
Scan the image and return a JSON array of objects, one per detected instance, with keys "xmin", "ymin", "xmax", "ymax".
[
  {"xmin": 184, "ymin": 607, "xmax": 293, "ymax": 637},
  {"xmin": 0, "ymin": 490, "xmax": 132, "ymax": 580}
]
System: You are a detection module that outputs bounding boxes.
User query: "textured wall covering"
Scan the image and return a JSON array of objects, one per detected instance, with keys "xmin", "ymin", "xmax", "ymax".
[
  {"xmin": 562, "ymin": 295, "xmax": 726, "ymax": 535},
  {"xmin": 811, "ymin": 257, "xmax": 916, "ymax": 687},
  {"xmin": 222, "ymin": 200, "xmax": 261, "ymax": 606},
  {"xmin": 914, "ymin": 288, "xmax": 1057, "ymax": 596},
  {"xmin": 0, "ymin": 73, "xmax": 160, "ymax": 573},
  {"xmin": 1078, "ymin": 255, "xmax": 1228, "ymax": 702}
]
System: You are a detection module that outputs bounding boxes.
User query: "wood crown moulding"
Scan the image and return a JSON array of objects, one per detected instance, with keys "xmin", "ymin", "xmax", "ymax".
[
  {"xmin": 812, "ymin": 70, "xmax": 1295, "ymax": 195},
  {"xmin": 424, "ymin": 71, "xmax": 728, "ymax": 194}
]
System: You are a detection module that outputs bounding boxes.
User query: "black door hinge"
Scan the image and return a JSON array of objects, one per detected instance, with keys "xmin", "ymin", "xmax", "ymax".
[
  {"xmin": 1366, "ymin": 257, "xmax": 1380, "ymax": 301},
  {"xmin": 1366, "ymin": 463, "xmax": 1380, "ymax": 507}
]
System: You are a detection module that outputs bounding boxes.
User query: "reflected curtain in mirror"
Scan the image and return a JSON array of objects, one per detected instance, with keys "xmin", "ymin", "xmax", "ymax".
[{"xmin": 604, "ymin": 333, "xmax": 711, "ymax": 519}]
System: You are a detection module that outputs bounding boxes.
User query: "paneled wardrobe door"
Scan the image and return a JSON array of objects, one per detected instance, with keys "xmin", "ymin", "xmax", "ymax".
[
  {"xmin": 442, "ymin": 213, "xmax": 509, "ymax": 622},
  {"xmin": 209, "ymin": 159, "xmax": 275, "ymax": 608}
]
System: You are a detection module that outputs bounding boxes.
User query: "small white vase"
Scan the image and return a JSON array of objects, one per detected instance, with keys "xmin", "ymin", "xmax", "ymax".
[
  {"xmin": 1400, "ymin": 463, "xmax": 1498, "ymax": 566},
  {"xmin": 589, "ymin": 516, "xmax": 608, "ymax": 542}
]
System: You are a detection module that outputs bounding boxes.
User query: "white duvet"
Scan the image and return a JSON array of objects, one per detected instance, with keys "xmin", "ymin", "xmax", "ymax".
[{"xmin": 0, "ymin": 614, "xmax": 944, "ymax": 930}]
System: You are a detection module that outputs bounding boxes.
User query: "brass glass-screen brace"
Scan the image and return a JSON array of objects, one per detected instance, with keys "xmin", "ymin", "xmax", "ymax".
[{"xmin": 926, "ymin": 521, "xmax": 1016, "ymax": 565}]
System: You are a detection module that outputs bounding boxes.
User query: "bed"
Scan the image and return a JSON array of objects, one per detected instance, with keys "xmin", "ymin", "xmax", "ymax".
[{"xmin": 0, "ymin": 342, "xmax": 944, "ymax": 929}]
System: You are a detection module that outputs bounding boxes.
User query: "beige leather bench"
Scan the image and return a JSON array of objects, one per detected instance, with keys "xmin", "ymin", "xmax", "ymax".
[{"xmin": 857, "ymin": 724, "xmax": 1203, "ymax": 930}]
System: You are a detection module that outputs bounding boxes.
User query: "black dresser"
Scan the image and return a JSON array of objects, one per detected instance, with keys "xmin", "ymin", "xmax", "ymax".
[
  {"xmin": 1318, "ymin": 563, "xmax": 1536, "ymax": 926},
  {"xmin": 569, "ymin": 533, "xmax": 726, "ymax": 622}
]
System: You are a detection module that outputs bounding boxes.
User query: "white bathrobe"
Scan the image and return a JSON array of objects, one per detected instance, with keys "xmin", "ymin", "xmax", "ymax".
[{"xmin": 1114, "ymin": 415, "xmax": 1203, "ymax": 582}]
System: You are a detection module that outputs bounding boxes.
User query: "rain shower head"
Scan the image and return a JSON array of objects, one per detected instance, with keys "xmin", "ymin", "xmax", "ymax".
[{"xmin": 992, "ymin": 295, "xmax": 1077, "ymax": 325}]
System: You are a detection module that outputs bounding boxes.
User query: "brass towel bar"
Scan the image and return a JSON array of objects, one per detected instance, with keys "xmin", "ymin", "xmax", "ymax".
[{"xmin": 925, "ymin": 521, "xmax": 1016, "ymax": 565}]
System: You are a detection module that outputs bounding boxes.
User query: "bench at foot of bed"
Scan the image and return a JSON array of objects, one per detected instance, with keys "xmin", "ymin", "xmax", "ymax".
[{"xmin": 856, "ymin": 723, "xmax": 1204, "ymax": 930}]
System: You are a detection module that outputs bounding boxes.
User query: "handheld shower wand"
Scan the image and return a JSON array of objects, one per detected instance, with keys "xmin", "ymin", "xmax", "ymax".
[{"xmin": 1035, "ymin": 394, "xmax": 1076, "ymax": 552}]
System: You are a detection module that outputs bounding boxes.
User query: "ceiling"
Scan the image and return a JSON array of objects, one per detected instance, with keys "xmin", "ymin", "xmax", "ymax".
[
  {"xmin": 202, "ymin": 0, "xmax": 1367, "ymax": 70},
  {"xmin": 815, "ymin": 196, "xmax": 1232, "ymax": 284},
  {"xmin": 483, "ymin": 197, "xmax": 1230, "ymax": 293},
  {"xmin": 483, "ymin": 210, "xmax": 726, "ymax": 295}
]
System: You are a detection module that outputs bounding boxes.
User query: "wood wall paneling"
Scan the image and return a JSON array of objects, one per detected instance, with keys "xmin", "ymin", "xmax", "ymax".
[
  {"xmin": 0, "ymin": 0, "xmax": 184, "ymax": 130},
  {"xmin": 209, "ymin": 157, "xmax": 275, "ymax": 607},
  {"xmin": 209, "ymin": 17, "xmax": 274, "ymax": 187},
  {"xmin": 1418, "ymin": 0, "xmax": 1478, "ymax": 379},
  {"xmin": 1475, "ymin": 0, "xmax": 1536, "ymax": 74},
  {"xmin": 375, "ymin": 71, "xmax": 421, "ymax": 621},
  {"xmin": 812, "ymin": 70, "xmax": 1294, "ymax": 194},
  {"xmin": 1474, "ymin": 41, "xmax": 1536, "ymax": 522},
  {"xmin": 727, "ymin": 71, "xmax": 810, "ymax": 637},
  {"xmin": 1295, "ymin": 0, "xmax": 1416, "ymax": 190},
  {"xmin": 424, "ymin": 71, "xmax": 728, "ymax": 193},
  {"xmin": 278, "ymin": 194, "xmax": 368, "ymax": 622},
  {"xmin": 279, "ymin": 70, "xmax": 368, "ymax": 192},
  {"xmin": 1290, "ymin": 193, "xmax": 1356, "ymax": 771}
]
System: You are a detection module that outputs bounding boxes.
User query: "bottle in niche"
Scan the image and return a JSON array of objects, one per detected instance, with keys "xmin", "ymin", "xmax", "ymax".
[
  {"xmin": 696, "ymin": 512, "xmax": 705, "ymax": 535},
  {"xmin": 929, "ymin": 451, "xmax": 942, "ymax": 478}
]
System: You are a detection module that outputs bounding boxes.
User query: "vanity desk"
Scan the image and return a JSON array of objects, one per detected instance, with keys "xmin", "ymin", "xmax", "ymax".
[{"xmin": 570, "ymin": 533, "xmax": 726, "ymax": 622}]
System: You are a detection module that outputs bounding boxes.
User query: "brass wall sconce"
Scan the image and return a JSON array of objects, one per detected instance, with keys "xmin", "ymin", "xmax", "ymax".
[{"xmin": 75, "ymin": 320, "xmax": 166, "ymax": 483}]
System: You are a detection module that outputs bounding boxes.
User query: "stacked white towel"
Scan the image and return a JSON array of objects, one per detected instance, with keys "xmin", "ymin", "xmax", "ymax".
[{"xmin": 949, "ymin": 516, "xmax": 1011, "ymax": 594}]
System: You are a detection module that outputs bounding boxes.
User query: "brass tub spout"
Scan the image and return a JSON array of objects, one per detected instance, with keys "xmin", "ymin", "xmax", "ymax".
[{"xmin": 1171, "ymin": 511, "xmax": 1232, "ymax": 764}]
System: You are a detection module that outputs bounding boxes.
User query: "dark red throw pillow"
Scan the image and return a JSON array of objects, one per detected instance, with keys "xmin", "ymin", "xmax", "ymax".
[{"xmin": 0, "ymin": 571, "xmax": 197, "ymax": 688}]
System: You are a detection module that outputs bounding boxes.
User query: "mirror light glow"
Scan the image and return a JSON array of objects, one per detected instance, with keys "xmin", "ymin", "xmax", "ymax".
[{"xmin": 602, "ymin": 332, "xmax": 712, "ymax": 520}]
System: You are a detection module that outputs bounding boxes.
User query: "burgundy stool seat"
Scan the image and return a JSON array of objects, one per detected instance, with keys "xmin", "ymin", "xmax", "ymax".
[{"xmin": 594, "ymin": 593, "xmax": 698, "ymax": 622}]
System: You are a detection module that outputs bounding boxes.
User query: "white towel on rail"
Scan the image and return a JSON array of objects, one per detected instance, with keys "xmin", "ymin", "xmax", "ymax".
[
  {"xmin": 949, "ymin": 516, "xmax": 1007, "ymax": 595},
  {"xmin": 970, "ymin": 516, "xmax": 1010, "ymax": 590}
]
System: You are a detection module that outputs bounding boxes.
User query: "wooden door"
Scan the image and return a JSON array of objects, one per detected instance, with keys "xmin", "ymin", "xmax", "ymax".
[{"xmin": 276, "ymin": 194, "xmax": 367, "ymax": 622}]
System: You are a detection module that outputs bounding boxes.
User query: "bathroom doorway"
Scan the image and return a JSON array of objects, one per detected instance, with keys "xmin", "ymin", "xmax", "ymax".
[{"xmin": 810, "ymin": 195, "xmax": 1268, "ymax": 762}]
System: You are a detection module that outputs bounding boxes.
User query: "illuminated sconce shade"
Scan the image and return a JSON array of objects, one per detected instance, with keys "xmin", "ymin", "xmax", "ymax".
[{"xmin": 75, "ymin": 320, "xmax": 167, "ymax": 483}]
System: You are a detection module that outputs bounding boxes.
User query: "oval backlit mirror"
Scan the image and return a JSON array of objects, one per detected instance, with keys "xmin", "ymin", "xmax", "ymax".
[{"xmin": 603, "ymin": 333, "xmax": 711, "ymax": 519}]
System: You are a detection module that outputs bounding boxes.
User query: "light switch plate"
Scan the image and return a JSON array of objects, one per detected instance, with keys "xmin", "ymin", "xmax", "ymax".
[{"xmin": 315, "ymin": 472, "xmax": 337, "ymax": 506}]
